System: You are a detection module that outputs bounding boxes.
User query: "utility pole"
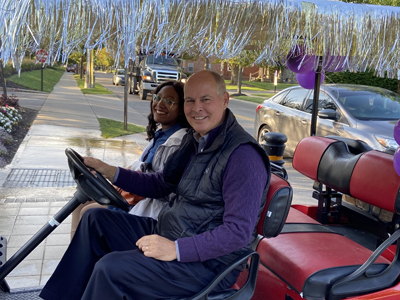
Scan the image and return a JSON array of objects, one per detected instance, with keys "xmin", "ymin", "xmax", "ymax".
[
  {"xmin": 237, "ymin": 66, "xmax": 243, "ymax": 95},
  {"xmin": 124, "ymin": 66, "xmax": 129, "ymax": 130}
]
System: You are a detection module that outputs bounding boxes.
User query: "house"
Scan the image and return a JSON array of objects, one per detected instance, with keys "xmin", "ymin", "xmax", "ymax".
[{"xmin": 181, "ymin": 57, "xmax": 297, "ymax": 83}]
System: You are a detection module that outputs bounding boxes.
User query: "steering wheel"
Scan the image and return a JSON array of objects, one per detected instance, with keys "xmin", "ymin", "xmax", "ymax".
[{"xmin": 65, "ymin": 148, "xmax": 130, "ymax": 211}]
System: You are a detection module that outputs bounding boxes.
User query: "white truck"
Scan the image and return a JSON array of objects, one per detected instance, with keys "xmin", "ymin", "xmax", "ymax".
[{"xmin": 129, "ymin": 54, "xmax": 187, "ymax": 100}]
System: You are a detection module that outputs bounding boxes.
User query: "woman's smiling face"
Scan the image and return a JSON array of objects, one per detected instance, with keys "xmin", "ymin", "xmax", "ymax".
[{"xmin": 152, "ymin": 85, "xmax": 181, "ymax": 131}]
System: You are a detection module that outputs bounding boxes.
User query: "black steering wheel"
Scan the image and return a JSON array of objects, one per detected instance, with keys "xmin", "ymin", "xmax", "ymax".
[{"xmin": 65, "ymin": 148, "xmax": 130, "ymax": 211}]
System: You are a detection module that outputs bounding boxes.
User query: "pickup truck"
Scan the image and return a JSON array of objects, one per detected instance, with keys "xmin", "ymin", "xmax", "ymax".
[{"xmin": 128, "ymin": 54, "xmax": 187, "ymax": 100}]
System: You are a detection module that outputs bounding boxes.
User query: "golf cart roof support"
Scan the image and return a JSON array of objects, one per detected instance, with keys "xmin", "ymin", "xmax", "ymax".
[{"xmin": 310, "ymin": 56, "xmax": 323, "ymax": 137}]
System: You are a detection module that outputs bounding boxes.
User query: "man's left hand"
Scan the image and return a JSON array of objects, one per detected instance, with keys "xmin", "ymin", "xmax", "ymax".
[{"xmin": 136, "ymin": 235, "xmax": 177, "ymax": 261}]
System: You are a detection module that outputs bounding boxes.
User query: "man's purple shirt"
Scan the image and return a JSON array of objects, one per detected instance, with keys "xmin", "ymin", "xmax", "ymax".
[{"xmin": 114, "ymin": 140, "xmax": 268, "ymax": 263}]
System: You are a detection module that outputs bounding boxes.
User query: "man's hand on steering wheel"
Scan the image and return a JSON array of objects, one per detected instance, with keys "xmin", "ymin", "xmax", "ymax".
[{"xmin": 83, "ymin": 157, "xmax": 118, "ymax": 182}]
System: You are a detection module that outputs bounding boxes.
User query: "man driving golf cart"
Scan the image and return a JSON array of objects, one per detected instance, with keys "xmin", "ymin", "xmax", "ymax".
[{"xmin": 39, "ymin": 70, "xmax": 270, "ymax": 299}]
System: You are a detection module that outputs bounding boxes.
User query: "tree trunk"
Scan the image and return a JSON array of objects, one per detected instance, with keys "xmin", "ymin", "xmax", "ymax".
[
  {"xmin": 237, "ymin": 66, "xmax": 243, "ymax": 95},
  {"xmin": 0, "ymin": 60, "xmax": 7, "ymax": 98},
  {"xmin": 80, "ymin": 56, "xmax": 84, "ymax": 79},
  {"xmin": 230, "ymin": 64, "xmax": 239, "ymax": 85},
  {"xmin": 204, "ymin": 57, "xmax": 210, "ymax": 70}
]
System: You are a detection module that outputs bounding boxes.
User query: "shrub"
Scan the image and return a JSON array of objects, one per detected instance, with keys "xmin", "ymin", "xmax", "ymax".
[
  {"xmin": 3, "ymin": 58, "xmax": 54, "ymax": 77},
  {"xmin": 0, "ymin": 128, "xmax": 13, "ymax": 144},
  {"xmin": 325, "ymin": 69, "xmax": 398, "ymax": 93},
  {"xmin": 0, "ymin": 156, "xmax": 7, "ymax": 168},
  {"xmin": 0, "ymin": 143, "xmax": 7, "ymax": 156},
  {"xmin": 0, "ymin": 94, "xmax": 19, "ymax": 108},
  {"xmin": 0, "ymin": 106, "xmax": 22, "ymax": 133}
]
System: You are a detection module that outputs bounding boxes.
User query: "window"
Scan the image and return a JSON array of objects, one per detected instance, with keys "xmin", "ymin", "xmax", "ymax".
[
  {"xmin": 305, "ymin": 91, "xmax": 337, "ymax": 113},
  {"xmin": 280, "ymin": 89, "xmax": 309, "ymax": 110},
  {"xmin": 188, "ymin": 63, "xmax": 194, "ymax": 72},
  {"xmin": 271, "ymin": 91, "xmax": 289, "ymax": 104}
]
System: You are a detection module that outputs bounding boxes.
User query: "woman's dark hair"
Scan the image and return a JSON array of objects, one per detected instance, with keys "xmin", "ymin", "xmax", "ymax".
[{"xmin": 146, "ymin": 81, "xmax": 190, "ymax": 141}]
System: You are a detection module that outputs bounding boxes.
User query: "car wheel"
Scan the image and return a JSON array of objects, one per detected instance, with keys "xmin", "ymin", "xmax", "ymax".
[
  {"xmin": 129, "ymin": 77, "xmax": 133, "ymax": 94},
  {"xmin": 258, "ymin": 125, "xmax": 270, "ymax": 144},
  {"xmin": 130, "ymin": 77, "xmax": 138, "ymax": 94},
  {"xmin": 139, "ymin": 82, "xmax": 148, "ymax": 100}
]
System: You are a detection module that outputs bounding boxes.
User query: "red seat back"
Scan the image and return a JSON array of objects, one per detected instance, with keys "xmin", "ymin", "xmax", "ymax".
[{"xmin": 293, "ymin": 136, "xmax": 400, "ymax": 213}]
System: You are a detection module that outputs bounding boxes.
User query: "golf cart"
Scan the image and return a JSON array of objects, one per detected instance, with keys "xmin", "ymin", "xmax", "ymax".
[
  {"xmin": 1, "ymin": 133, "xmax": 400, "ymax": 299},
  {"xmin": 0, "ymin": 147, "xmax": 291, "ymax": 299}
]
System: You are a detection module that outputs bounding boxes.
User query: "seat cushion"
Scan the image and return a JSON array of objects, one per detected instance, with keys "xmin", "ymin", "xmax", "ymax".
[
  {"xmin": 257, "ymin": 233, "xmax": 390, "ymax": 298},
  {"xmin": 285, "ymin": 207, "xmax": 319, "ymax": 224}
]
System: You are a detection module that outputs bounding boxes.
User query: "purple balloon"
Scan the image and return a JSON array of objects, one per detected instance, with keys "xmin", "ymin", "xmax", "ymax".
[
  {"xmin": 296, "ymin": 71, "xmax": 325, "ymax": 89},
  {"xmin": 394, "ymin": 119, "xmax": 400, "ymax": 145},
  {"xmin": 393, "ymin": 147, "xmax": 400, "ymax": 176},
  {"xmin": 286, "ymin": 45, "xmax": 317, "ymax": 74}
]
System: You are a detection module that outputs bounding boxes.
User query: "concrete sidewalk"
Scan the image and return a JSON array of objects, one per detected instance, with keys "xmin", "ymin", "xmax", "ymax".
[{"xmin": 0, "ymin": 72, "xmax": 150, "ymax": 290}]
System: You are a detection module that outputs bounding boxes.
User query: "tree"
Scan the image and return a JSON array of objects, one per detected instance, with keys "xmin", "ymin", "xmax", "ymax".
[
  {"xmin": 95, "ymin": 48, "xmax": 115, "ymax": 71},
  {"xmin": 223, "ymin": 51, "xmax": 259, "ymax": 95},
  {"xmin": 68, "ymin": 49, "xmax": 86, "ymax": 79}
]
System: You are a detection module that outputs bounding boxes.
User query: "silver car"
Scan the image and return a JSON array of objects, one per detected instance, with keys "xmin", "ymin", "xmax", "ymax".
[
  {"xmin": 254, "ymin": 84, "xmax": 400, "ymax": 157},
  {"xmin": 112, "ymin": 69, "xmax": 125, "ymax": 86}
]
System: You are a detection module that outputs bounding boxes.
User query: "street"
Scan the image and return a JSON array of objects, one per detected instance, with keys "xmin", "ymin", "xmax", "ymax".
[{"xmin": 94, "ymin": 72, "xmax": 259, "ymax": 136}]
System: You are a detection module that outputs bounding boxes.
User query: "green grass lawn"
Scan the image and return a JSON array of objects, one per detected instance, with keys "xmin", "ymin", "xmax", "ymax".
[
  {"xmin": 242, "ymin": 81, "xmax": 298, "ymax": 90},
  {"xmin": 98, "ymin": 118, "xmax": 146, "ymax": 138},
  {"xmin": 225, "ymin": 81, "xmax": 265, "ymax": 91},
  {"xmin": 224, "ymin": 80, "xmax": 297, "ymax": 96},
  {"xmin": 7, "ymin": 67, "xmax": 65, "ymax": 93},
  {"xmin": 74, "ymin": 75, "xmax": 113, "ymax": 94}
]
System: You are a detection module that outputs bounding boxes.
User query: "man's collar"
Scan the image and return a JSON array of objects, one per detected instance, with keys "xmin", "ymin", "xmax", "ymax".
[{"xmin": 193, "ymin": 123, "xmax": 223, "ymax": 150}]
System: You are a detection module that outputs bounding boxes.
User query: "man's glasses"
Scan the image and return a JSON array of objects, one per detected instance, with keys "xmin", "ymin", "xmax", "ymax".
[{"xmin": 153, "ymin": 95, "xmax": 177, "ymax": 108}]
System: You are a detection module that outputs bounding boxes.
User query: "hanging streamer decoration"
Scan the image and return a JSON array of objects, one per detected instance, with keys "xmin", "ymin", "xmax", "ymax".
[{"xmin": 2, "ymin": 0, "xmax": 400, "ymax": 75}]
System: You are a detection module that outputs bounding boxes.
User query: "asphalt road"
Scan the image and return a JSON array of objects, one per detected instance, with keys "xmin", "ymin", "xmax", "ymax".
[{"xmin": 95, "ymin": 72, "xmax": 259, "ymax": 136}]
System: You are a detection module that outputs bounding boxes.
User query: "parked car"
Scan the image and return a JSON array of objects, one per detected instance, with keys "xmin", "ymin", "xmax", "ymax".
[
  {"xmin": 112, "ymin": 69, "xmax": 125, "ymax": 86},
  {"xmin": 66, "ymin": 65, "xmax": 76, "ymax": 72},
  {"xmin": 254, "ymin": 84, "xmax": 400, "ymax": 156}
]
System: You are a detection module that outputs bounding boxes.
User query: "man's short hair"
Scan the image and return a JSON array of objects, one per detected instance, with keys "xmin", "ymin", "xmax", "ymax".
[{"xmin": 207, "ymin": 70, "xmax": 227, "ymax": 96}]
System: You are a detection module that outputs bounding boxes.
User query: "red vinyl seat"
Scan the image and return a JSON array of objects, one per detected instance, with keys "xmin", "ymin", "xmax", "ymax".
[{"xmin": 258, "ymin": 136, "xmax": 400, "ymax": 300}]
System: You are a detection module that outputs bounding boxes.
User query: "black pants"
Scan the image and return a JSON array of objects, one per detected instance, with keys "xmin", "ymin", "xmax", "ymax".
[{"xmin": 39, "ymin": 208, "xmax": 233, "ymax": 300}]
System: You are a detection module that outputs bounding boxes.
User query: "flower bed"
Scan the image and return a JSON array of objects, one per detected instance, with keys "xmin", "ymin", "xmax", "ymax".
[{"xmin": 0, "ymin": 94, "xmax": 23, "ymax": 167}]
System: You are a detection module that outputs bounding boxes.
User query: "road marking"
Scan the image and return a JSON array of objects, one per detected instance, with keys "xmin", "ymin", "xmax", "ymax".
[{"xmin": 234, "ymin": 114, "xmax": 254, "ymax": 121}]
